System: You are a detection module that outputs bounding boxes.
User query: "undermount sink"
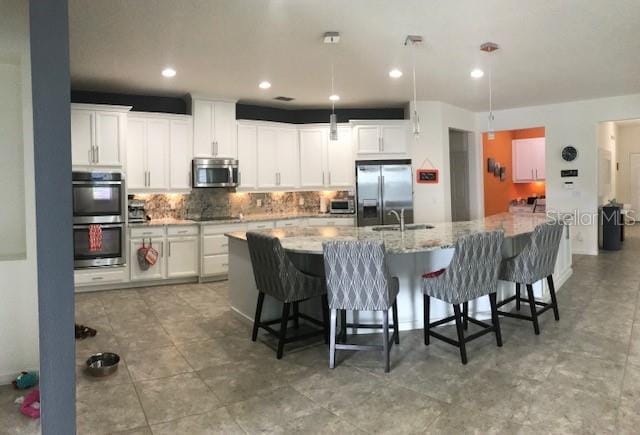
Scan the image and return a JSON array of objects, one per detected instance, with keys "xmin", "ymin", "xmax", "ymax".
[{"xmin": 372, "ymin": 224, "xmax": 434, "ymax": 231}]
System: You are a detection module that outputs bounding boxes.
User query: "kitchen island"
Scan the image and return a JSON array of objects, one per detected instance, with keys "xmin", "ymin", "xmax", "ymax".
[{"xmin": 225, "ymin": 213, "xmax": 573, "ymax": 331}]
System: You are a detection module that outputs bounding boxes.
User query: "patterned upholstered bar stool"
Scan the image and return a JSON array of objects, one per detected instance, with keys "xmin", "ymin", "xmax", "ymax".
[
  {"xmin": 322, "ymin": 240, "xmax": 400, "ymax": 373},
  {"xmin": 422, "ymin": 231, "xmax": 504, "ymax": 364},
  {"xmin": 496, "ymin": 221, "xmax": 564, "ymax": 335},
  {"xmin": 247, "ymin": 232, "xmax": 329, "ymax": 359}
]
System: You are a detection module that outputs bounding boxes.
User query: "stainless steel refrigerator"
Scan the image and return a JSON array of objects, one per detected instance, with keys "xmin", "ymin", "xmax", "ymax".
[{"xmin": 356, "ymin": 160, "xmax": 414, "ymax": 227}]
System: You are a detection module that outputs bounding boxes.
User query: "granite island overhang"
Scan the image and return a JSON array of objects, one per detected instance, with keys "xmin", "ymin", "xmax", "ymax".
[{"xmin": 225, "ymin": 213, "xmax": 573, "ymax": 331}]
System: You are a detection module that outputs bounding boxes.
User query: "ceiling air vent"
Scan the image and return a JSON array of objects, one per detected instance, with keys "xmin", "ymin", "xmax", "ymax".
[{"xmin": 273, "ymin": 96, "xmax": 295, "ymax": 102}]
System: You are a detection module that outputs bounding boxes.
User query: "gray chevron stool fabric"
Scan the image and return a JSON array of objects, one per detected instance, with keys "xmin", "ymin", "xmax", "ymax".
[
  {"xmin": 322, "ymin": 240, "xmax": 399, "ymax": 311},
  {"xmin": 246, "ymin": 232, "xmax": 326, "ymax": 303},
  {"xmin": 499, "ymin": 221, "xmax": 564, "ymax": 284},
  {"xmin": 422, "ymin": 230, "xmax": 505, "ymax": 305},
  {"xmin": 497, "ymin": 221, "xmax": 564, "ymax": 335},
  {"xmin": 322, "ymin": 240, "xmax": 400, "ymax": 372}
]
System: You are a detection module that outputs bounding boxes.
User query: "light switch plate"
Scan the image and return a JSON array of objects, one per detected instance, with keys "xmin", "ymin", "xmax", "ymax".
[
  {"xmin": 299, "ymin": 198, "xmax": 304, "ymax": 206},
  {"xmin": 256, "ymin": 199, "xmax": 262, "ymax": 207}
]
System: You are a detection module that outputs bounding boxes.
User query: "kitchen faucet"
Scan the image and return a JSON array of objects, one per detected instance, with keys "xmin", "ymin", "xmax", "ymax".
[{"xmin": 388, "ymin": 208, "xmax": 406, "ymax": 232}]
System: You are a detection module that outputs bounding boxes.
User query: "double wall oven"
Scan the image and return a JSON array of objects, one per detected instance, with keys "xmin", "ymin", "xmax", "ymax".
[{"xmin": 72, "ymin": 172, "xmax": 126, "ymax": 268}]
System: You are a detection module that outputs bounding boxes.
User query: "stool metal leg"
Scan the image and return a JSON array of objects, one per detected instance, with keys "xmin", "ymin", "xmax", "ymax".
[
  {"xmin": 423, "ymin": 294, "xmax": 430, "ymax": 345},
  {"xmin": 453, "ymin": 304, "xmax": 467, "ymax": 364},
  {"xmin": 526, "ymin": 284, "xmax": 540, "ymax": 335},
  {"xmin": 489, "ymin": 292, "xmax": 502, "ymax": 347},
  {"xmin": 547, "ymin": 275, "xmax": 560, "ymax": 321},
  {"xmin": 392, "ymin": 300, "xmax": 400, "ymax": 344},
  {"xmin": 462, "ymin": 301, "xmax": 469, "ymax": 330},
  {"xmin": 277, "ymin": 303, "xmax": 290, "ymax": 359},
  {"xmin": 383, "ymin": 310, "xmax": 390, "ymax": 373},
  {"xmin": 515, "ymin": 283, "xmax": 521, "ymax": 311},
  {"xmin": 329, "ymin": 309, "xmax": 337, "ymax": 368},
  {"xmin": 252, "ymin": 292, "xmax": 265, "ymax": 342}
]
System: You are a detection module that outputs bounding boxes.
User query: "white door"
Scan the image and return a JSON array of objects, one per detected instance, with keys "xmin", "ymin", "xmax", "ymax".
[
  {"xmin": 380, "ymin": 125, "xmax": 408, "ymax": 154},
  {"xmin": 326, "ymin": 126, "xmax": 354, "ymax": 187},
  {"xmin": 355, "ymin": 126, "xmax": 380, "ymax": 153},
  {"xmin": 630, "ymin": 154, "xmax": 640, "ymax": 214},
  {"xmin": 130, "ymin": 238, "xmax": 165, "ymax": 281},
  {"xmin": 193, "ymin": 100, "xmax": 213, "ymax": 157},
  {"xmin": 299, "ymin": 128, "xmax": 326, "ymax": 187},
  {"xmin": 167, "ymin": 237, "xmax": 198, "ymax": 277},
  {"xmin": 146, "ymin": 118, "xmax": 169, "ymax": 189},
  {"xmin": 71, "ymin": 110, "xmax": 93, "ymax": 166},
  {"xmin": 213, "ymin": 102, "xmax": 236, "ymax": 158},
  {"xmin": 237, "ymin": 124, "xmax": 258, "ymax": 189},
  {"xmin": 276, "ymin": 128, "xmax": 300, "ymax": 188},
  {"xmin": 126, "ymin": 118, "xmax": 147, "ymax": 190},
  {"xmin": 95, "ymin": 112, "xmax": 121, "ymax": 166},
  {"xmin": 257, "ymin": 127, "xmax": 278, "ymax": 188},
  {"xmin": 169, "ymin": 119, "xmax": 193, "ymax": 189}
]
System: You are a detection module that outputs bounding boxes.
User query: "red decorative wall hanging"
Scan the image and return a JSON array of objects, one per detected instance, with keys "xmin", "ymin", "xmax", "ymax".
[{"xmin": 416, "ymin": 169, "xmax": 438, "ymax": 184}]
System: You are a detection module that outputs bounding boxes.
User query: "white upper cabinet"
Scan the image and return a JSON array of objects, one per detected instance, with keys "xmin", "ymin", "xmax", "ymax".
[
  {"xmin": 256, "ymin": 125, "xmax": 300, "ymax": 189},
  {"xmin": 127, "ymin": 113, "xmax": 191, "ymax": 191},
  {"xmin": 71, "ymin": 104, "xmax": 130, "ymax": 167},
  {"xmin": 512, "ymin": 137, "xmax": 545, "ymax": 182},
  {"xmin": 169, "ymin": 118, "xmax": 193, "ymax": 190},
  {"xmin": 276, "ymin": 128, "xmax": 300, "ymax": 188},
  {"xmin": 237, "ymin": 123, "xmax": 258, "ymax": 189},
  {"xmin": 299, "ymin": 125, "xmax": 354, "ymax": 188},
  {"xmin": 352, "ymin": 121, "xmax": 409, "ymax": 156},
  {"xmin": 256, "ymin": 126, "xmax": 279, "ymax": 189},
  {"xmin": 192, "ymin": 98, "xmax": 237, "ymax": 158}
]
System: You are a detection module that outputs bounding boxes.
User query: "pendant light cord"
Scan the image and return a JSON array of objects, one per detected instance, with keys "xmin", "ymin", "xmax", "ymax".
[{"xmin": 331, "ymin": 62, "xmax": 335, "ymax": 113}]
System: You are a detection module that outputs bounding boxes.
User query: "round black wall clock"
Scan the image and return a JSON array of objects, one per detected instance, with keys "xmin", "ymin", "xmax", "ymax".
[{"xmin": 561, "ymin": 146, "xmax": 578, "ymax": 162}]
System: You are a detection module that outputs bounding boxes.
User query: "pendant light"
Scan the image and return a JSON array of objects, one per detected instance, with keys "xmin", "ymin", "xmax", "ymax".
[
  {"xmin": 480, "ymin": 42, "xmax": 499, "ymax": 140},
  {"xmin": 324, "ymin": 32, "xmax": 340, "ymax": 140},
  {"xmin": 404, "ymin": 35, "xmax": 423, "ymax": 139}
]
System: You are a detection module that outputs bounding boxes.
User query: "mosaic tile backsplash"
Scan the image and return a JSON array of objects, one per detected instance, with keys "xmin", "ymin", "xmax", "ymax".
[{"xmin": 134, "ymin": 190, "xmax": 352, "ymax": 220}]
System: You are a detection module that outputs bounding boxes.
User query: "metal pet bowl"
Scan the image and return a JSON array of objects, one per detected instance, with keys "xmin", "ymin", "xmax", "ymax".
[{"xmin": 86, "ymin": 352, "xmax": 120, "ymax": 377}]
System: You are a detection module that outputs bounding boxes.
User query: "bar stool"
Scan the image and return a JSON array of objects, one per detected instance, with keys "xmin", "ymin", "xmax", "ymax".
[
  {"xmin": 246, "ymin": 232, "xmax": 329, "ymax": 359},
  {"xmin": 422, "ymin": 231, "xmax": 504, "ymax": 364},
  {"xmin": 322, "ymin": 240, "xmax": 400, "ymax": 373},
  {"xmin": 496, "ymin": 221, "xmax": 564, "ymax": 334}
]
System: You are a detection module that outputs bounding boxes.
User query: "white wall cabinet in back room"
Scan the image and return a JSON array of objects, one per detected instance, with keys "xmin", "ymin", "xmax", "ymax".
[
  {"xmin": 512, "ymin": 137, "xmax": 545, "ymax": 182},
  {"xmin": 300, "ymin": 125, "xmax": 354, "ymax": 188},
  {"xmin": 71, "ymin": 104, "xmax": 130, "ymax": 167},
  {"xmin": 192, "ymin": 98, "xmax": 237, "ymax": 158}
]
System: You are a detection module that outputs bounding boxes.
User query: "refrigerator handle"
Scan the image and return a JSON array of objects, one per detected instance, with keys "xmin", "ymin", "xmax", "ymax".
[{"xmin": 379, "ymin": 175, "xmax": 384, "ymax": 223}]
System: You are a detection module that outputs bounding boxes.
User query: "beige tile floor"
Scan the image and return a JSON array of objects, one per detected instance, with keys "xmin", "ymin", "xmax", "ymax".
[{"xmin": 3, "ymin": 226, "xmax": 640, "ymax": 434}]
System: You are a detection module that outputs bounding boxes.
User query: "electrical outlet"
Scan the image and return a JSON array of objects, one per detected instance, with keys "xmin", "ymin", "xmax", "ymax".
[
  {"xmin": 299, "ymin": 198, "xmax": 305, "ymax": 206},
  {"xmin": 256, "ymin": 199, "xmax": 262, "ymax": 207}
]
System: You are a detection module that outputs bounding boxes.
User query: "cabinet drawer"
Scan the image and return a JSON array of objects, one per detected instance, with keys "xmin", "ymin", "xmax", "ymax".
[
  {"xmin": 202, "ymin": 254, "xmax": 229, "ymax": 276},
  {"xmin": 309, "ymin": 217, "xmax": 355, "ymax": 227},
  {"xmin": 167, "ymin": 225, "xmax": 199, "ymax": 237},
  {"xmin": 247, "ymin": 221, "xmax": 274, "ymax": 231},
  {"xmin": 203, "ymin": 234, "xmax": 229, "ymax": 255},
  {"xmin": 202, "ymin": 223, "xmax": 246, "ymax": 236},
  {"xmin": 75, "ymin": 267, "xmax": 128, "ymax": 287},
  {"xmin": 130, "ymin": 226, "xmax": 165, "ymax": 238}
]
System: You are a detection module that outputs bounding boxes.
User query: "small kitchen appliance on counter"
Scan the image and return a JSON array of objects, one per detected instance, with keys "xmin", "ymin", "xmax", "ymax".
[
  {"xmin": 329, "ymin": 198, "xmax": 355, "ymax": 214},
  {"xmin": 128, "ymin": 196, "xmax": 147, "ymax": 223}
]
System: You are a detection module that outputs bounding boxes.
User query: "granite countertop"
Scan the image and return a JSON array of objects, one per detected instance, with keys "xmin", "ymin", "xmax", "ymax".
[
  {"xmin": 225, "ymin": 212, "xmax": 551, "ymax": 255},
  {"xmin": 127, "ymin": 213, "xmax": 355, "ymax": 227}
]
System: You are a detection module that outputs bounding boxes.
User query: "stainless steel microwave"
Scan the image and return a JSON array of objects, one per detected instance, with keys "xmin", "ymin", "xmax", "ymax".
[
  {"xmin": 192, "ymin": 158, "xmax": 239, "ymax": 188},
  {"xmin": 329, "ymin": 198, "xmax": 355, "ymax": 214}
]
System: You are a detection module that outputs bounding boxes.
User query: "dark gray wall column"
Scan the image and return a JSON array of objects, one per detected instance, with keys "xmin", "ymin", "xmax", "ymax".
[{"xmin": 29, "ymin": 0, "xmax": 75, "ymax": 433}]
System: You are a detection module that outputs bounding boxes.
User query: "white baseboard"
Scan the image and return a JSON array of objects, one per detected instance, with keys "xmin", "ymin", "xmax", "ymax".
[{"xmin": 0, "ymin": 368, "xmax": 39, "ymax": 386}]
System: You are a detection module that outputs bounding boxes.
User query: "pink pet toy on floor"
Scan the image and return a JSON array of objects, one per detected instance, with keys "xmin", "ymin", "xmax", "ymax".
[{"xmin": 20, "ymin": 388, "xmax": 40, "ymax": 419}]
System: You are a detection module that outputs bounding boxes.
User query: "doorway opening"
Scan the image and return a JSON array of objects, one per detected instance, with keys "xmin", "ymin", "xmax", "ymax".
[
  {"xmin": 482, "ymin": 127, "xmax": 546, "ymax": 217},
  {"xmin": 448, "ymin": 129, "xmax": 472, "ymax": 221}
]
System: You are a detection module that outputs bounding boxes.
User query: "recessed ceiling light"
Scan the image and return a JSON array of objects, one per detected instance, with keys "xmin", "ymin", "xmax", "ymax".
[
  {"xmin": 161, "ymin": 67, "xmax": 176, "ymax": 78},
  {"xmin": 329, "ymin": 94, "xmax": 340, "ymax": 102},
  {"xmin": 389, "ymin": 69, "xmax": 403, "ymax": 78},
  {"xmin": 258, "ymin": 81, "xmax": 271, "ymax": 89},
  {"xmin": 470, "ymin": 68, "xmax": 484, "ymax": 79}
]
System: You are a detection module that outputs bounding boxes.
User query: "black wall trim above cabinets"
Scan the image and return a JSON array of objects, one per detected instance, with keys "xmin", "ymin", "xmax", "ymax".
[
  {"xmin": 236, "ymin": 104, "xmax": 406, "ymax": 124},
  {"xmin": 71, "ymin": 90, "xmax": 188, "ymax": 114}
]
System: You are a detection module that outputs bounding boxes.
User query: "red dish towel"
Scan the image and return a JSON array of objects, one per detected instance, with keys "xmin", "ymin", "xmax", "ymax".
[
  {"xmin": 422, "ymin": 268, "xmax": 445, "ymax": 279},
  {"xmin": 88, "ymin": 224, "xmax": 103, "ymax": 252}
]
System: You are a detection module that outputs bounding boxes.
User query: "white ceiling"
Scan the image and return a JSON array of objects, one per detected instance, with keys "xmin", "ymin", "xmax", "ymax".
[{"xmin": 69, "ymin": 0, "xmax": 640, "ymax": 111}]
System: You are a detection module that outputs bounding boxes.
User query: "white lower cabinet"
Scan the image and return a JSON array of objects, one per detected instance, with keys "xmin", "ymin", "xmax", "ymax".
[
  {"xmin": 201, "ymin": 223, "xmax": 246, "ymax": 277},
  {"xmin": 275, "ymin": 219, "xmax": 305, "ymax": 228},
  {"xmin": 308, "ymin": 217, "xmax": 355, "ymax": 227},
  {"xmin": 167, "ymin": 236, "xmax": 199, "ymax": 278},
  {"xmin": 74, "ymin": 267, "xmax": 128, "ymax": 289},
  {"xmin": 130, "ymin": 237, "xmax": 165, "ymax": 281}
]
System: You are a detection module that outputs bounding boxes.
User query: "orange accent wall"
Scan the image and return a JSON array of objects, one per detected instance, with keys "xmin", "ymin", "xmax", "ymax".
[{"xmin": 483, "ymin": 127, "xmax": 546, "ymax": 216}]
